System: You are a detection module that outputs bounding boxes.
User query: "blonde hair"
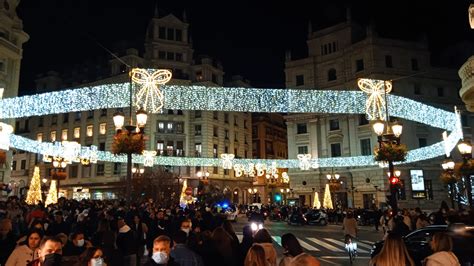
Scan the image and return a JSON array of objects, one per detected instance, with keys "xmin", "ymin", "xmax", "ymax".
[
  {"xmin": 370, "ymin": 233, "xmax": 414, "ymax": 266},
  {"xmin": 244, "ymin": 244, "xmax": 267, "ymax": 266}
]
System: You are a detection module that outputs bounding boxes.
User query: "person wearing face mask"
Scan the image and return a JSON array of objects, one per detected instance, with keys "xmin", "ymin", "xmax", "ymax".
[
  {"xmin": 27, "ymin": 236, "xmax": 63, "ymax": 266},
  {"xmin": 180, "ymin": 219, "xmax": 198, "ymax": 252},
  {"xmin": 6, "ymin": 229, "xmax": 43, "ymax": 266},
  {"xmin": 63, "ymin": 231, "xmax": 89, "ymax": 257},
  {"xmin": 76, "ymin": 247, "xmax": 107, "ymax": 266},
  {"xmin": 144, "ymin": 236, "xmax": 179, "ymax": 266}
]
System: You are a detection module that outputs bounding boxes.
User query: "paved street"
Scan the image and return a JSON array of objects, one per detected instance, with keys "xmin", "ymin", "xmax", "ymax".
[{"xmin": 233, "ymin": 216, "xmax": 384, "ymax": 266}]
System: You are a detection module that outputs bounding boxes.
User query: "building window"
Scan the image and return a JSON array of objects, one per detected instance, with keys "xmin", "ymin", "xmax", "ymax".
[
  {"xmin": 224, "ymin": 113, "xmax": 229, "ymax": 123},
  {"xmin": 70, "ymin": 165, "xmax": 78, "ymax": 178},
  {"xmin": 411, "ymin": 58, "xmax": 419, "ymax": 71},
  {"xmin": 213, "ymin": 111, "xmax": 218, "ymax": 120},
  {"xmin": 297, "ymin": 146, "xmax": 308, "ymax": 154},
  {"xmin": 213, "ymin": 127, "xmax": 218, "ymax": 137},
  {"xmin": 167, "ymin": 52, "xmax": 174, "ymax": 60},
  {"xmin": 63, "ymin": 113, "xmax": 69, "ymax": 123},
  {"xmin": 296, "ymin": 123, "xmax": 307, "ymax": 134},
  {"xmin": 113, "ymin": 163, "xmax": 121, "ymax": 175},
  {"xmin": 167, "ymin": 122, "xmax": 173, "ymax": 132},
  {"xmin": 385, "ymin": 55, "xmax": 393, "ymax": 68},
  {"xmin": 86, "ymin": 125, "xmax": 93, "ymax": 137},
  {"xmin": 359, "ymin": 114, "xmax": 369, "ymax": 125},
  {"xmin": 225, "ymin": 129, "xmax": 229, "ymax": 139},
  {"xmin": 159, "ymin": 27, "xmax": 166, "ymax": 39},
  {"xmin": 87, "ymin": 110, "xmax": 94, "ymax": 119},
  {"xmin": 296, "ymin": 75, "xmax": 304, "ymax": 86},
  {"xmin": 195, "ymin": 143, "xmax": 202, "ymax": 157},
  {"xmin": 265, "ymin": 141, "xmax": 273, "ymax": 154},
  {"xmin": 75, "ymin": 112, "xmax": 81, "ymax": 121},
  {"xmin": 158, "ymin": 122, "xmax": 165, "ymax": 133},
  {"xmin": 418, "ymin": 138, "xmax": 427, "ymax": 147},
  {"xmin": 166, "ymin": 142, "xmax": 174, "ymax": 156},
  {"xmin": 175, "ymin": 29, "xmax": 182, "ymax": 41},
  {"xmin": 437, "ymin": 87, "xmax": 444, "ymax": 97},
  {"xmin": 195, "ymin": 110, "xmax": 201, "ymax": 118},
  {"xmin": 176, "ymin": 122, "xmax": 183, "ymax": 134},
  {"xmin": 360, "ymin": 138, "xmax": 371, "ymax": 156},
  {"xmin": 74, "ymin": 127, "xmax": 80, "ymax": 139},
  {"xmin": 224, "ymin": 169, "xmax": 229, "ymax": 175},
  {"xmin": 50, "ymin": 131, "xmax": 57, "ymax": 142},
  {"xmin": 99, "ymin": 142, "xmax": 105, "ymax": 151},
  {"xmin": 195, "ymin": 125, "xmax": 201, "ymax": 135},
  {"xmin": 356, "ymin": 59, "xmax": 364, "ymax": 72},
  {"xmin": 97, "ymin": 164, "xmax": 105, "ymax": 176},
  {"xmin": 37, "ymin": 133, "xmax": 43, "ymax": 142},
  {"xmin": 157, "ymin": 141, "xmax": 164, "ymax": 155},
  {"xmin": 100, "ymin": 109, "xmax": 107, "ymax": 117},
  {"xmin": 99, "ymin": 123, "xmax": 106, "ymax": 135},
  {"xmin": 20, "ymin": 160, "xmax": 26, "ymax": 170},
  {"xmin": 331, "ymin": 143, "xmax": 342, "ymax": 157},
  {"xmin": 414, "ymin": 84, "xmax": 421, "ymax": 95},
  {"xmin": 167, "ymin": 28, "xmax": 174, "ymax": 40},
  {"xmin": 38, "ymin": 117, "xmax": 44, "ymax": 127},
  {"xmin": 327, "ymin": 68, "xmax": 337, "ymax": 81},
  {"xmin": 224, "ymin": 146, "xmax": 229, "ymax": 153},
  {"xmin": 158, "ymin": 51, "xmax": 166, "ymax": 59},
  {"xmin": 62, "ymin": 129, "xmax": 68, "ymax": 140},
  {"xmin": 252, "ymin": 126, "xmax": 258, "ymax": 136},
  {"xmin": 329, "ymin": 119, "xmax": 340, "ymax": 131},
  {"xmin": 52, "ymin": 115, "xmax": 57, "ymax": 125},
  {"xmin": 213, "ymin": 144, "xmax": 218, "ymax": 158}
]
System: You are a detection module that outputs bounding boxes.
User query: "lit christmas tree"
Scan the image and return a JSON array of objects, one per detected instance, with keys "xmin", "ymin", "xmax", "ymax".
[
  {"xmin": 45, "ymin": 180, "xmax": 57, "ymax": 207},
  {"xmin": 25, "ymin": 166, "xmax": 43, "ymax": 205},
  {"xmin": 313, "ymin": 191, "xmax": 321, "ymax": 209},
  {"xmin": 323, "ymin": 184, "xmax": 333, "ymax": 209}
]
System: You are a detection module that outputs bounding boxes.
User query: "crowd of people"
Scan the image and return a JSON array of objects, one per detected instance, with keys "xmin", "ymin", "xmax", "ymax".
[{"xmin": 0, "ymin": 197, "xmax": 322, "ymax": 266}]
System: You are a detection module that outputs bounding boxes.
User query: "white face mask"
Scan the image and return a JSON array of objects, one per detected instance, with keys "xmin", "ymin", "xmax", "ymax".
[
  {"xmin": 76, "ymin": 239, "xmax": 85, "ymax": 247},
  {"xmin": 90, "ymin": 257, "xmax": 104, "ymax": 266},
  {"xmin": 152, "ymin": 251, "xmax": 169, "ymax": 264},
  {"xmin": 181, "ymin": 228, "xmax": 190, "ymax": 235}
]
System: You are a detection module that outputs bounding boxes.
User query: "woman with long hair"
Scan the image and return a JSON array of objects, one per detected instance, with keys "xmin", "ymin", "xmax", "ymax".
[
  {"xmin": 75, "ymin": 247, "xmax": 106, "ymax": 266},
  {"xmin": 244, "ymin": 244, "xmax": 267, "ymax": 266},
  {"xmin": 370, "ymin": 232, "xmax": 414, "ymax": 266},
  {"xmin": 424, "ymin": 232, "xmax": 460, "ymax": 266},
  {"xmin": 212, "ymin": 227, "xmax": 237, "ymax": 266},
  {"xmin": 5, "ymin": 229, "xmax": 43, "ymax": 266},
  {"xmin": 252, "ymin": 229, "xmax": 277, "ymax": 266},
  {"xmin": 279, "ymin": 233, "xmax": 320, "ymax": 266}
]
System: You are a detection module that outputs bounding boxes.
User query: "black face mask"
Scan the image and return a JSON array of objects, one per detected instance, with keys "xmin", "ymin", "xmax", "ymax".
[{"xmin": 43, "ymin": 253, "xmax": 62, "ymax": 266}]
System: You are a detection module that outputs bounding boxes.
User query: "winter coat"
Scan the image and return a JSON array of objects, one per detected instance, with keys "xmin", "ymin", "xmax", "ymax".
[
  {"xmin": 5, "ymin": 244, "xmax": 39, "ymax": 266},
  {"xmin": 424, "ymin": 251, "xmax": 460, "ymax": 266}
]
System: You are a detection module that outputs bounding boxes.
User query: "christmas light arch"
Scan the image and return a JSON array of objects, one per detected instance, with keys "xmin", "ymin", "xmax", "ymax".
[{"xmin": 0, "ymin": 82, "xmax": 462, "ymax": 169}]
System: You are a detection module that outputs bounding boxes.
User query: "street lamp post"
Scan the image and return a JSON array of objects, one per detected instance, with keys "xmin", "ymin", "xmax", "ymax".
[
  {"xmin": 457, "ymin": 139, "xmax": 473, "ymax": 207},
  {"xmin": 441, "ymin": 157, "xmax": 457, "ymax": 208},
  {"xmin": 372, "ymin": 81, "xmax": 404, "ymax": 213},
  {"xmin": 113, "ymin": 106, "xmax": 148, "ymax": 202},
  {"xmin": 248, "ymin": 187, "xmax": 258, "ymax": 203},
  {"xmin": 51, "ymin": 157, "xmax": 67, "ymax": 199}
]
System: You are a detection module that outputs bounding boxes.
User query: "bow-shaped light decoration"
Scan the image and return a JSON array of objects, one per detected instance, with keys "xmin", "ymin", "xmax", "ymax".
[
  {"xmin": 130, "ymin": 68, "xmax": 172, "ymax": 113},
  {"xmin": 247, "ymin": 163, "xmax": 256, "ymax": 177},
  {"xmin": 233, "ymin": 164, "xmax": 244, "ymax": 177},
  {"xmin": 62, "ymin": 141, "xmax": 81, "ymax": 164},
  {"xmin": 143, "ymin": 150, "xmax": 157, "ymax": 167},
  {"xmin": 357, "ymin": 78, "xmax": 392, "ymax": 121},
  {"xmin": 282, "ymin": 172, "xmax": 290, "ymax": 183},
  {"xmin": 221, "ymin": 153, "xmax": 234, "ymax": 169},
  {"xmin": 0, "ymin": 122, "xmax": 13, "ymax": 151},
  {"xmin": 297, "ymin": 153, "xmax": 312, "ymax": 170},
  {"xmin": 266, "ymin": 162, "xmax": 279, "ymax": 179},
  {"xmin": 255, "ymin": 163, "xmax": 266, "ymax": 176}
]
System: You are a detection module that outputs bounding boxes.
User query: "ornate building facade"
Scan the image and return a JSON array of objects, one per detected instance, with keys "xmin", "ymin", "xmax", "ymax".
[
  {"xmin": 285, "ymin": 13, "xmax": 474, "ymax": 210},
  {"xmin": 10, "ymin": 10, "xmax": 253, "ymax": 203}
]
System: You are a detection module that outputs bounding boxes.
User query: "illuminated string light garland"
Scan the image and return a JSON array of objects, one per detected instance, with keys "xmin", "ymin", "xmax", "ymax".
[{"xmin": 0, "ymin": 82, "xmax": 462, "ymax": 168}]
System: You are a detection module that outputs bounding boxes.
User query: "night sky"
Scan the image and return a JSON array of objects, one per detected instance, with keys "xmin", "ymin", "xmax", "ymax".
[{"xmin": 16, "ymin": 0, "xmax": 474, "ymax": 94}]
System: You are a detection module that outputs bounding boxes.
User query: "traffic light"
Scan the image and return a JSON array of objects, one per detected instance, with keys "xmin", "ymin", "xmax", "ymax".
[
  {"xmin": 275, "ymin": 194, "xmax": 282, "ymax": 202},
  {"xmin": 389, "ymin": 176, "xmax": 400, "ymax": 185}
]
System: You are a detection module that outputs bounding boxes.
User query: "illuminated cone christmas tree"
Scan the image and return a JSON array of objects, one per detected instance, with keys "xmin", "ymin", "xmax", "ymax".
[
  {"xmin": 25, "ymin": 166, "xmax": 43, "ymax": 205},
  {"xmin": 323, "ymin": 184, "xmax": 333, "ymax": 209},
  {"xmin": 45, "ymin": 180, "xmax": 58, "ymax": 207},
  {"xmin": 313, "ymin": 191, "xmax": 321, "ymax": 209}
]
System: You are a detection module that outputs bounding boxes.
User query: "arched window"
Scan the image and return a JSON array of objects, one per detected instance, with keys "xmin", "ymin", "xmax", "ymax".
[{"xmin": 328, "ymin": 68, "xmax": 337, "ymax": 81}]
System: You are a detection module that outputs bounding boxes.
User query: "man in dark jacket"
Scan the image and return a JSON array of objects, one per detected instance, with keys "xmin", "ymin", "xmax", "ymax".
[
  {"xmin": 117, "ymin": 217, "xmax": 137, "ymax": 266},
  {"xmin": 46, "ymin": 211, "xmax": 70, "ymax": 236}
]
